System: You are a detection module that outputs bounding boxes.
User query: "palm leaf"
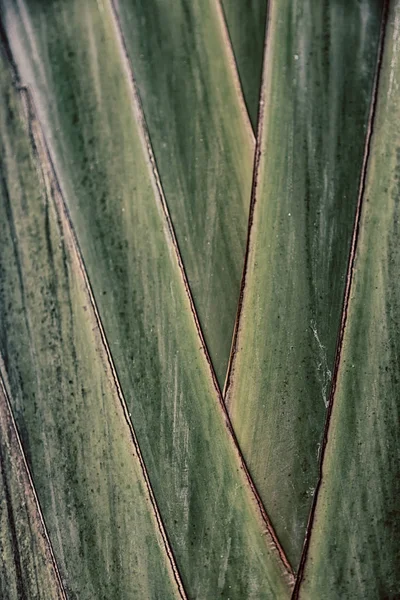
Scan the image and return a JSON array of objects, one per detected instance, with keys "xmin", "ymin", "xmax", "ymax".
[
  {"xmin": 219, "ymin": 0, "xmax": 267, "ymax": 129},
  {"xmin": 295, "ymin": 2, "xmax": 400, "ymax": 596},
  {"xmin": 105, "ymin": 0, "xmax": 255, "ymax": 386},
  {"xmin": 1, "ymin": 0, "xmax": 399, "ymax": 597},
  {"xmin": 0, "ymin": 376, "xmax": 65, "ymax": 600},
  {"xmin": 0, "ymin": 0, "xmax": 291, "ymax": 596},
  {"xmin": 0, "ymin": 48, "xmax": 183, "ymax": 598},
  {"xmin": 225, "ymin": 0, "xmax": 384, "ymax": 567}
]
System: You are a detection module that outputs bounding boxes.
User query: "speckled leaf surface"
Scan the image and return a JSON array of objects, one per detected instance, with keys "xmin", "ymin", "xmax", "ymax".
[
  {"xmin": 297, "ymin": 2, "xmax": 400, "ymax": 596},
  {"xmin": 0, "ymin": 379, "xmax": 65, "ymax": 600},
  {"xmin": 113, "ymin": 0, "xmax": 255, "ymax": 386},
  {"xmin": 0, "ymin": 0, "xmax": 292, "ymax": 596},
  {"xmin": 0, "ymin": 48, "xmax": 182, "ymax": 600},
  {"xmin": 225, "ymin": 0, "xmax": 383, "ymax": 568}
]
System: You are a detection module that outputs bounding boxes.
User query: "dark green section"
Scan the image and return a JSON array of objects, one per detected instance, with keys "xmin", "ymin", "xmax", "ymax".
[
  {"xmin": 0, "ymin": 383, "xmax": 64, "ymax": 600},
  {"xmin": 1, "ymin": 0, "xmax": 291, "ymax": 597},
  {"xmin": 299, "ymin": 3, "xmax": 400, "ymax": 596},
  {"xmin": 115, "ymin": 0, "xmax": 255, "ymax": 386},
  {"xmin": 221, "ymin": 0, "xmax": 267, "ymax": 128},
  {"xmin": 227, "ymin": 0, "xmax": 383, "ymax": 567},
  {"xmin": 0, "ymin": 46, "xmax": 179, "ymax": 600}
]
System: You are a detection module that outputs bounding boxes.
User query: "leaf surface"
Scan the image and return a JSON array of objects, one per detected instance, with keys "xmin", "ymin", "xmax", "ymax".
[
  {"xmin": 220, "ymin": 0, "xmax": 267, "ymax": 128},
  {"xmin": 225, "ymin": 0, "xmax": 384, "ymax": 567},
  {"xmin": 112, "ymin": 0, "xmax": 255, "ymax": 385},
  {"xmin": 1, "ymin": 0, "xmax": 292, "ymax": 596},
  {"xmin": 0, "ymin": 45, "xmax": 183, "ymax": 600},
  {"xmin": 296, "ymin": 2, "xmax": 400, "ymax": 596},
  {"xmin": 0, "ymin": 377, "xmax": 65, "ymax": 600}
]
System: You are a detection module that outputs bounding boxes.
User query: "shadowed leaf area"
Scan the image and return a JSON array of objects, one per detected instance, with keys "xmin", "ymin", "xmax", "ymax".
[{"xmin": 220, "ymin": 0, "xmax": 267, "ymax": 128}]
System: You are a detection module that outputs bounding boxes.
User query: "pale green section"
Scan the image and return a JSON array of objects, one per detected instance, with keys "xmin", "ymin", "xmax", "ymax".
[
  {"xmin": 0, "ymin": 46, "xmax": 180, "ymax": 600},
  {"xmin": 0, "ymin": 384, "xmax": 64, "ymax": 600},
  {"xmin": 221, "ymin": 0, "xmax": 267, "ymax": 128},
  {"xmin": 299, "ymin": 3, "xmax": 400, "ymax": 597},
  {"xmin": 115, "ymin": 0, "xmax": 254, "ymax": 386},
  {"xmin": 227, "ymin": 0, "xmax": 383, "ymax": 567},
  {"xmin": 1, "ymin": 0, "xmax": 291, "ymax": 597}
]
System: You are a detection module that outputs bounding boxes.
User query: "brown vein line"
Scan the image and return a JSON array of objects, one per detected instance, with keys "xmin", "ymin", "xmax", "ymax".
[
  {"xmin": 223, "ymin": 0, "xmax": 271, "ymax": 402},
  {"xmin": 0, "ymin": 365, "xmax": 68, "ymax": 600},
  {"xmin": 292, "ymin": 2, "xmax": 390, "ymax": 596},
  {"xmin": 214, "ymin": 0, "xmax": 255, "ymax": 142},
  {"xmin": 109, "ymin": 0, "xmax": 294, "ymax": 582},
  {"xmin": 19, "ymin": 85, "xmax": 188, "ymax": 600}
]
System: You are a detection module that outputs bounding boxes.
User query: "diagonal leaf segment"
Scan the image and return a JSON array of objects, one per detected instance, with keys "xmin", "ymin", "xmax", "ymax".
[
  {"xmin": 0, "ymin": 365, "xmax": 68, "ymax": 600},
  {"xmin": 21, "ymin": 84, "xmax": 188, "ymax": 600},
  {"xmin": 2, "ymin": 0, "xmax": 293, "ymax": 590},
  {"xmin": 110, "ymin": 0, "xmax": 293, "ymax": 580},
  {"xmin": 292, "ymin": 1, "xmax": 390, "ymax": 595},
  {"xmin": 213, "ymin": 0, "xmax": 255, "ymax": 140},
  {"xmin": 0, "ymin": 20, "xmax": 187, "ymax": 591},
  {"xmin": 223, "ymin": 0, "xmax": 271, "ymax": 402}
]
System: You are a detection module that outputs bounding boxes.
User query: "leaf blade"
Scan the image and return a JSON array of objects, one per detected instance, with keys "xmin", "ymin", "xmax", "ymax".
[
  {"xmin": 296, "ymin": 2, "xmax": 400, "ymax": 596},
  {"xmin": 113, "ymin": 0, "xmax": 255, "ymax": 386},
  {"xmin": 0, "ymin": 374, "xmax": 66, "ymax": 600},
  {"xmin": 219, "ymin": 0, "xmax": 267, "ymax": 129},
  {"xmin": 0, "ymin": 45, "xmax": 183, "ymax": 599},
  {"xmin": 225, "ymin": 0, "xmax": 384, "ymax": 567},
  {"xmin": 2, "ymin": 0, "xmax": 292, "ymax": 595}
]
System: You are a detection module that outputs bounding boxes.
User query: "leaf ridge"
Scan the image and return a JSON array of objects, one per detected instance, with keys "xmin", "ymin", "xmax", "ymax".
[{"xmin": 292, "ymin": 1, "xmax": 391, "ymax": 595}]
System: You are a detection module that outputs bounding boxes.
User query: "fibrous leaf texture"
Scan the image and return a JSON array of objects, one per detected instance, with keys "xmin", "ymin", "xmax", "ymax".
[
  {"xmin": 0, "ymin": 0, "xmax": 399, "ymax": 598},
  {"xmin": 225, "ymin": 0, "xmax": 385, "ymax": 568},
  {"xmin": 0, "ymin": 0, "xmax": 291, "ymax": 597}
]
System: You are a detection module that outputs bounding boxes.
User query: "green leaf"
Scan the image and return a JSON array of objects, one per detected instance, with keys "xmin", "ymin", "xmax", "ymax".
[
  {"xmin": 225, "ymin": 0, "xmax": 384, "ymax": 568},
  {"xmin": 0, "ymin": 376, "xmax": 65, "ymax": 600},
  {"xmin": 1, "ymin": 0, "xmax": 292, "ymax": 596},
  {"xmin": 219, "ymin": 0, "xmax": 267, "ymax": 129},
  {"xmin": 0, "ymin": 48, "xmax": 182, "ymax": 599},
  {"xmin": 295, "ymin": 2, "xmax": 400, "ymax": 596},
  {"xmin": 112, "ymin": 0, "xmax": 255, "ymax": 386}
]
